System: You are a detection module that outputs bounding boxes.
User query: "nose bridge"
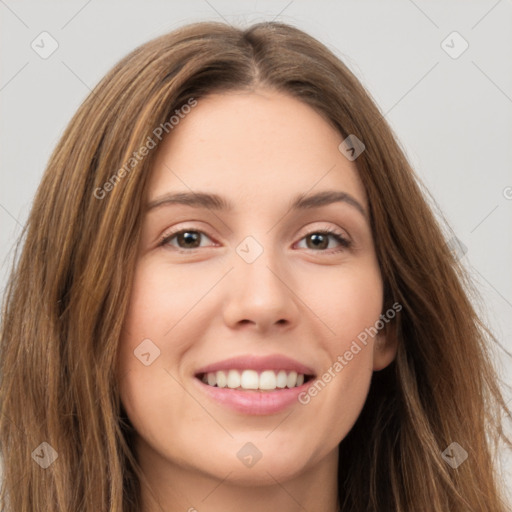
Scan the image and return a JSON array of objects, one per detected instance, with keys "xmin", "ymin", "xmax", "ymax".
[
  {"xmin": 234, "ymin": 233, "xmax": 285, "ymax": 299},
  {"xmin": 238, "ymin": 235, "xmax": 279, "ymax": 286}
]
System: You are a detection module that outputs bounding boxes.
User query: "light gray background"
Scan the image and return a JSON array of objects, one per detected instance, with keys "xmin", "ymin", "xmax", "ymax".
[{"xmin": 1, "ymin": 0, "xmax": 511, "ymax": 497}]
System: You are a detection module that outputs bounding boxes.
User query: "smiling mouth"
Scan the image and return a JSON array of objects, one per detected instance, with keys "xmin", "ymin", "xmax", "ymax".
[{"xmin": 196, "ymin": 369, "xmax": 315, "ymax": 391}]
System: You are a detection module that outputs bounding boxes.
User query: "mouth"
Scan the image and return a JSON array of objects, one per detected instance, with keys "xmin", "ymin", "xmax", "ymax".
[
  {"xmin": 196, "ymin": 369, "xmax": 315, "ymax": 392},
  {"xmin": 192, "ymin": 354, "xmax": 316, "ymax": 415}
]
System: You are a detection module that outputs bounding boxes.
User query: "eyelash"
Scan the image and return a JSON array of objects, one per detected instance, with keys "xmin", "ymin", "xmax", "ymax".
[{"xmin": 158, "ymin": 227, "xmax": 352, "ymax": 253}]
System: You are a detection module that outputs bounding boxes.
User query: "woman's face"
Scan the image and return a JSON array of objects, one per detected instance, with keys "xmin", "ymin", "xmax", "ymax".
[{"xmin": 117, "ymin": 89, "xmax": 396, "ymax": 486}]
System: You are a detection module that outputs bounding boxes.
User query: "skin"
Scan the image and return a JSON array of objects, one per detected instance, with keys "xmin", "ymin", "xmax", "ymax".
[{"xmin": 117, "ymin": 88, "xmax": 398, "ymax": 512}]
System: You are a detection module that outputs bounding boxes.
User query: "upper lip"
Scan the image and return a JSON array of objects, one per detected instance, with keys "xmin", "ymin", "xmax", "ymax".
[{"xmin": 194, "ymin": 354, "xmax": 316, "ymax": 376}]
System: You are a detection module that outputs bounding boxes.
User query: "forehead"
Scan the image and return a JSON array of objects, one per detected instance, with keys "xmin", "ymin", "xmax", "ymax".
[{"xmin": 146, "ymin": 89, "xmax": 366, "ymax": 209}]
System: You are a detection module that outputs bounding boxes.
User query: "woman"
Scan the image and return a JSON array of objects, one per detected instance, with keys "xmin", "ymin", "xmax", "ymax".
[{"xmin": 1, "ymin": 20, "xmax": 511, "ymax": 512}]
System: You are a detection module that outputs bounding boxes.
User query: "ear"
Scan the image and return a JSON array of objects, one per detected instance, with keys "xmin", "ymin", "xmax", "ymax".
[{"xmin": 372, "ymin": 327, "xmax": 398, "ymax": 371}]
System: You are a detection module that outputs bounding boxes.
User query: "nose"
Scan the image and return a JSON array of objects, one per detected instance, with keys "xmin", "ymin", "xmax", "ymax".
[{"xmin": 222, "ymin": 245, "xmax": 301, "ymax": 334}]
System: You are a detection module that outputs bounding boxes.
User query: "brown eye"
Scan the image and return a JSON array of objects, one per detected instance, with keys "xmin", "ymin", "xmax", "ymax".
[
  {"xmin": 306, "ymin": 233, "xmax": 329, "ymax": 250},
  {"xmin": 161, "ymin": 230, "xmax": 214, "ymax": 250},
  {"xmin": 297, "ymin": 230, "xmax": 351, "ymax": 251}
]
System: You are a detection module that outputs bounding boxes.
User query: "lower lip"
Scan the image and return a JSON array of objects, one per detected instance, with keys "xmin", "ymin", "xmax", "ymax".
[{"xmin": 194, "ymin": 378, "xmax": 313, "ymax": 415}]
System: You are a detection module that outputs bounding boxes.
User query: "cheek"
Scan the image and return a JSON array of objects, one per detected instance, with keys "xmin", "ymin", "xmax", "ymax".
[
  {"xmin": 119, "ymin": 258, "xmax": 218, "ymax": 356},
  {"xmin": 116, "ymin": 263, "xmax": 172, "ymax": 419},
  {"xmin": 122, "ymin": 260, "xmax": 197, "ymax": 333},
  {"xmin": 304, "ymin": 256, "xmax": 383, "ymax": 349},
  {"xmin": 116, "ymin": 259, "xmax": 216, "ymax": 437},
  {"xmin": 294, "ymin": 259, "xmax": 382, "ymax": 431}
]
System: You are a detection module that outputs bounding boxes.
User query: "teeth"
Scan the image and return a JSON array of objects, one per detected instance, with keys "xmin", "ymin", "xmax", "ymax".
[
  {"xmin": 216, "ymin": 370, "xmax": 227, "ymax": 388},
  {"xmin": 240, "ymin": 369, "xmax": 259, "ymax": 389},
  {"xmin": 276, "ymin": 370, "xmax": 288, "ymax": 388},
  {"xmin": 227, "ymin": 369, "xmax": 241, "ymax": 389},
  {"xmin": 287, "ymin": 371, "xmax": 297, "ymax": 388},
  {"xmin": 201, "ymin": 369, "xmax": 308, "ymax": 390},
  {"xmin": 259, "ymin": 370, "xmax": 276, "ymax": 390}
]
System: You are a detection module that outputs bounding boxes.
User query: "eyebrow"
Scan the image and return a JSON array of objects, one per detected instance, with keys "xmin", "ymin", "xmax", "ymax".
[{"xmin": 146, "ymin": 190, "xmax": 367, "ymax": 218}]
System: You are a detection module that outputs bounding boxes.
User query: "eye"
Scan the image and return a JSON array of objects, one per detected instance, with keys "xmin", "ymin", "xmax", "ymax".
[
  {"xmin": 159, "ymin": 227, "xmax": 351, "ymax": 253},
  {"xmin": 295, "ymin": 229, "xmax": 351, "ymax": 252},
  {"xmin": 160, "ymin": 229, "xmax": 215, "ymax": 251}
]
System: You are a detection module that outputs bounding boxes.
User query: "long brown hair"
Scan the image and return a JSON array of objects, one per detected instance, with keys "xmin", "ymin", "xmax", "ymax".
[{"xmin": 1, "ymin": 20, "xmax": 511, "ymax": 511}]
